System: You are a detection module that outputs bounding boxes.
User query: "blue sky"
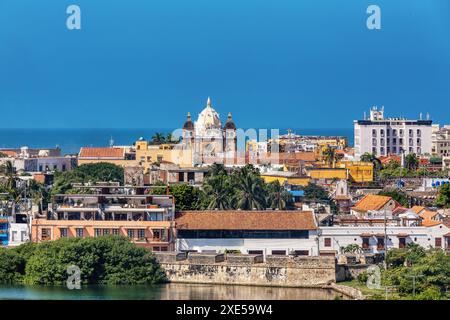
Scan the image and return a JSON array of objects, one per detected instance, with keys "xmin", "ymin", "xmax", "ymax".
[{"xmin": 0, "ymin": 0, "xmax": 449, "ymax": 129}]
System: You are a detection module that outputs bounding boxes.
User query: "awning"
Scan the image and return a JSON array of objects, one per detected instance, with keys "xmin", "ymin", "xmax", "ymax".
[
  {"xmin": 396, "ymin": 233, "xmax": 409, "ymax": 237},
  {"xmin": 360, "ymin": 233, "xmax": 373, "ymax": 237}
]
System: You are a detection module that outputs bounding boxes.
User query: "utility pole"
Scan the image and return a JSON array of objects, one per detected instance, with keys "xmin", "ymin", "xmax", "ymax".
[
  {"xmin": 406, "ymin": 274, "xmax": 424, "ymax": 298},
  {"xmin": 383, "ymin": 207, "xmax": 388, "ymax": 270}
]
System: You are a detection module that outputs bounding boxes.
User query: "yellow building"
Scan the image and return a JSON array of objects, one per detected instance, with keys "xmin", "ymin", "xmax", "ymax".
[
  {"xmin": 261, "ymin": 172, "xmax": 310, "ymax": 186},
  {"xmin": 307, "ymin": 161, "xmax": 373, "ymax": 183},
  {"xmin": 135, "ymin": 139, "xmax": 193, "ymax": 170}
]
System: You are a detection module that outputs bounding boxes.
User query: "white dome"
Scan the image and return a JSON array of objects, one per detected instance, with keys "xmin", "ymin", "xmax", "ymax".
[{"xmin": 195, "ymin": 97, "xmax": 222, "ymax": 132}]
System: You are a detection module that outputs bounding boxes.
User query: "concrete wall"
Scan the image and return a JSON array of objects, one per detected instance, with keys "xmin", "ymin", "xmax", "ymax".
[{"xmin": 159, "ymin": 255, "xmax": 336, "ymax": 287}]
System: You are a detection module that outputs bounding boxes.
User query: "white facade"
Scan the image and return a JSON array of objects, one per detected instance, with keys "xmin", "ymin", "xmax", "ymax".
[
  {"xmin": 8, "ymin": 223, "xmax": 30, "ymax": 246},
  {"xmin": 354, "ymin": 107, "xmax": 432, "ymax": 159},
  {"xmin": 176, "ymin": 231, "xmax": 320, "ymax": 257},
  {"xmin": 320, "ymin": 223, "xmax": 450, "ymax": 254}
]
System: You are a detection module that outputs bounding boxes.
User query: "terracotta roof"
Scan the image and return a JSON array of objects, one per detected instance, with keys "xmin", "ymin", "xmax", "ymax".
[
  {"xmin": 276, "ymin": 152, "xmax": 316, "ymax": 162},
  {"xmin": 351, "ymin": 194, "xmax": 392, "ymax": 213},
  {"xmin": 410, "ymin": 206, "xmax": 426, "ymax": 214},
  {"xmin": 378, "ymin": 155, "xmax": 401, "ymax": 165},
  {"xmin": 421, "ymin": 220, "xmax": 442, "ymax": 227},
  {"xmin": 0, "ymin": 150, "xmax": 18, "ymax": 157},
  {"xmin": 175, "ymin": 211, "xmax": 317, "ymax": 231},
  {"xmin": 79, "ymin": 147, "xmax": 125, "ymax": 159},
  {"xmin": 392, "ymin": 206, "xmax": 408, "ymax": 215},
  {"xmin": 419, "ymin": 210, "xmax": 439, "ymax": 220}
]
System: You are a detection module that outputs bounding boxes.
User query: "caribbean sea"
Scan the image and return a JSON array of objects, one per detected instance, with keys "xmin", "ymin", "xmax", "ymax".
[{"xmin": 0, "ymin": 128, "xmax": 353, "ymax": 155}]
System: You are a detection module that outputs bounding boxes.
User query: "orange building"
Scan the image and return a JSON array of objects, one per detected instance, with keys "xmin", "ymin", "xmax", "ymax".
[{"xmin": 32, "ymin": 191, "xmax": 175, "ymax": 251}]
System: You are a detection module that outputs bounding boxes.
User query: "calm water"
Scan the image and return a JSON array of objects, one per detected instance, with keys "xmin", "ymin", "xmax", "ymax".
[
  {"xmin": 0, "ymin": 283, "xmax": 346, "ymax": 300},
  {"xmin": 0, "ymin": 128, "xmax": 353, "ymax": 155}
]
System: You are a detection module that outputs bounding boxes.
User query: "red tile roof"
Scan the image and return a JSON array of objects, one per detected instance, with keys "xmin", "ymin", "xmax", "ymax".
[
  {"xmin": 351, "ymin": 194, "xmax": 393, "ymax": 213},
  {"xmin": 79, "ymin": 147, "xmax": 125, "ymax": 159},
  {"xmin": 0, "ymin": 150, "xmax": 18, "ymax": 157},
  {"xmin": 175, "ymin": 211, "xmax": 317, "ymax": 231}
]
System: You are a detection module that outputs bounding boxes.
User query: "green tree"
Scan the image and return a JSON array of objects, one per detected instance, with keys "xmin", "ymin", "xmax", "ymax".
[
  {"xmin": 378, "ymin": 189, "xmax": 409, "ymax": 207},
  {"xmin": 405, "ymin": 153, "xmax": 419, "ymax": 171},
  {"xmin": 201, "ymin": 174, "xmax": 233, "ymax": 210},
  {"xmin": 169, "ymin": 183, "xmax": 200, "ymax": 211},
  {"xmin": 323, "ymin": 147, "xmax": 338, "ymax": 168},
  {"xmin": 0, "ymin": 249, "xmax": 25, "ymax": 284},
  {"xmin": 232, "ymin": 165, "xmax": 267, "ymax": 210},
  {"xmin": 266, "ymin": 180, "xmax": 294, "ymax": 210},
  {"xmin": 360, "ymin": 152, "xmax": 382, "ymax": 181},
  {"xmin": 151, "ymin": 133, "xmax": 166, "ymax": 145},
  {"xmin": 22, "ymin": 236, "xmax": 165, "ymax": 285},
  {"xmin": 435, "ymin": 183, "xmax": 450, "ymax": 208},
  {"xmin": 51, "ymin": 163, "xmax": 124, "ymax": 195},
  {"xmin": 302, "ymin": 183, "xmax": 329, "ymax": 201}
]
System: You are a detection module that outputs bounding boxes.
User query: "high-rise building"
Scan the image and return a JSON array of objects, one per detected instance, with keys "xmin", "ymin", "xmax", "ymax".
[{"xmin": 354, "ymin": 106, "xmax": 432, "ymax": 159}]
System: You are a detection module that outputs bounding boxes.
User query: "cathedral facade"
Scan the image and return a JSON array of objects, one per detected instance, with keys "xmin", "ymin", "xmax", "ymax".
[{"xmin": 182, "ymin": 97, "xmax": 237, "ymax": 165}]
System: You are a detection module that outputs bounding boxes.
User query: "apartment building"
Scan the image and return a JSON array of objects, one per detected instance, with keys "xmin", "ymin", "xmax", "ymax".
[
  {"xmin": 354, "ymin": 107, "xmax": 432, "ymax": 159},
  {"xmin": 431, "ymin": 125, "xmax": 450, "ymax": 157},
  {"xmin": 32, "ymin": 188, "xmax": 176, "ymax": 251}
]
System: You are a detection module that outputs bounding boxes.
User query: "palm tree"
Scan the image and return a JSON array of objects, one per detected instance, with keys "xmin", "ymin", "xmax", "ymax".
[
  {"xmin": 233, "ymin": 165, "xmax": 266, "ymax": 210},
  {"xmin": 405, "ymin": 153, "xmax": 419, "ymax": 171},
  {"xmin": 201, "ymin": 175, "xmax": 232, "ymax": 210},
  {"xmin": 0, "ymin": 160, "xmax": 16, "ymax": 190},
  {"xmin": 323, "ymin": 147, "xmax": 338, "ymax": 168},
  {"xmin": 360, "ymin": 152, "xmax": 382, "ymax": 181},
  {"xmin": 151, "ymin": 132, "xmax": 165, "ymax": 145},
  {"xmin": 207, "ymin": 163, "xmax": 227, "ymax": 177},
  {"xmin": 266, "ymin": 181, "xmax": 293, "ymax": 210}
]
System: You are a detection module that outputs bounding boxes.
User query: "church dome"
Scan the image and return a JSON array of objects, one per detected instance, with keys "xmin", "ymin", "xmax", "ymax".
[
  {"xmin": 196, "ymin": 97, "xmax": 222, "ymax": 130},
  {"xmin": 183, "ymin": 112, "xmax": 194, "ymax": 131},
  {"xmin": 224, "ymin": 112, "xmax": 236, "ymax": 130}
]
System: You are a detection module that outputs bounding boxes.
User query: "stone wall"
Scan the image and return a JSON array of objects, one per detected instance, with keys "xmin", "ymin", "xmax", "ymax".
[{"xmin": 157, "ymin": 253, "xmax": 336, "ymax": 287}]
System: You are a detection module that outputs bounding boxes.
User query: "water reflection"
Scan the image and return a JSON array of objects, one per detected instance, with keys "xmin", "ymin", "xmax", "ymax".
[{"xmin": 0, "ymin": 283, "xmax": 347, "ymax": 300}]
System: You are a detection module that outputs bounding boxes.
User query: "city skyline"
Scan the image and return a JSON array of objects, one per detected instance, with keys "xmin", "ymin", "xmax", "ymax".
[{"xmin": 1, "ymin": 0, "xmax": 450, "ymax": 129}]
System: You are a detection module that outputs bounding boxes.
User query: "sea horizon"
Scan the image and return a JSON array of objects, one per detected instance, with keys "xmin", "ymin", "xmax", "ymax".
[{"xmin": 0, "ymin": 127, "xmax": 354, "ymax": 155}]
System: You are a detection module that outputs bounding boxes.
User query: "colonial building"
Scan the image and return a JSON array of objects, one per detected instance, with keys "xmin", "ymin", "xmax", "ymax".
[
  {"xmin": 182, "ymin": 97, "xmax": 237, "ymax": 166},
  {"xmin": 354, "ymin": 106, "xmax": 432, "ymax": 159},
  {"xmin": 175, "ymin": 211, "xmax": 319, "ymax": 257},
  {"xmin": 431, "ymin": 125, "xmax": 450, "ymax": 157}
]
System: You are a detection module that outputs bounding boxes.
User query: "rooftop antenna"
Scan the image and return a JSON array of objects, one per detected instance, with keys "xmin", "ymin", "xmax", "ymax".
[
  {"xmin": 109, "ymin": 136, "xmax": 114, "ymax": 147},
  {"xmin": 419, "ymin": 112, "xmax": 423, "ymax": 120},
  {"xmin": 426, "ymin": 112, "xmax": 430, "ymax": 120},
  {"xmin": 364, "ymin": 111, "xmax": 367, "ymax": 120}
]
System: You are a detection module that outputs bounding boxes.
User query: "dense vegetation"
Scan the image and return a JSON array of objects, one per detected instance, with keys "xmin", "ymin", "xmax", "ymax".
[
  {"xmin": 378, "ymin": 189, "xmax": 410, "ymax": 207},
  {"xmin": 0, "ymin": 236, "xmax": 165, "ymax": 285},
  {"xmin": 153, "ymin": 164, "xmax": 296, "ymax": 211},
  {"xmin": 356, "ymin": 244, "xmax": 450, "ymax": 300},
  {"xmin": 435, "ymin": 183, "xmax": 450, "ymax": 208},
  {"xmin": 51, "ymin": 162, "xmax": 124, "ymax": 195}
]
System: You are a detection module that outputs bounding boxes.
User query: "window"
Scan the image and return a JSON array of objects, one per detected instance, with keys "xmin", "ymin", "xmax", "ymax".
[
  {"xmin": 409, "ymin": 129, "xmax": 413, "ymax": 137},
  {"xmin": 178, "ymin": 172, "xmax": 184, "ymax": 182},
  {"xmin": 62, "ymin": 164, "xmax": 66, "ymax": 171},
  {"xmin": 137, "ymin": 229, "xmax": 145, "ymax": 239},
  {"xmin": 399, "ymin": 129, "xmax": 404, "ymax": 137},
  {"xmin": 41, "ymin": 228, "xmax": 51, "ymax": 240},
  {"xmin": 75, "ymin": 228, "xmax": 84, "ymax": 238},
  {"xmin": 372, "ymin": 129, "xmax": 377, "ymax": 137},
  {"xmin": 127, "ymin": 229, "xmax": 135, "ymax": 238},
  {"xmin": 324, "ymin": 238, "xmax": 332, "ymax": 247},
  {"xmin": 11, "ymin": 231, "xmax": 17, "ymax": 242},
  {"xmin": 94, "ymin": 228, "xmax": 101, "ymax": 237},
  {"xmin": 377, "ymin": 237, "xmax": 385, "ymax": 250},
  {"xmin": 417, "ymin": 129, "xmax": 421, "ymax": 137},
  {"xmin": 187, "ymin": 172, "xmax": 195, "ymax": 182},
  {"xmin": 362, "ymin": 237, "xmax": 370, "ymax": 249},
  {"xmin": 153, "ymin": 229, "xmax": 161, "ymax": 240},
  {"xmin": 293, "ymin": 250, "xmax": 309, "ymax": 256},
  {"xmin": 372, "ymin": 138, "xmax": 377, "ymax": 146},
  {"xmin": 53, "ymin": 165, "xmax": 57, "ymax": 170},
  {"xmin": 102, "ymin": 229, "xmax": 110, "ymax": 236},
  {"xmin": 60, "ymin": 228, "xmax": 68, "ymax": 238},
  {"xmin": 248, "ymin": 250, "xmax": 263, "ymax": 255},
  {"xmin": 435, "ymin": 238, "xmax": 442, "ymax": 248},
  {"xmin": 112, "ymin": 228, "xmax": 119, "ymax": 236},
  {"xmin": 392, "ymin": 129, "xmax": 397, "ymax": 136},
  {"xmin": 399, "ymin": 237, "xmax": 406, "ymax": 248},
  {"xmin": 417, "ymin": 138, "xmax": 421, "ymax": 146},
  {"xmin": 271, "ymin": 250, "xmax": 286, "ymax": 255},
  {"xmin": 380, "ymin": 129, "xmax": 385, "ymax": 137}
]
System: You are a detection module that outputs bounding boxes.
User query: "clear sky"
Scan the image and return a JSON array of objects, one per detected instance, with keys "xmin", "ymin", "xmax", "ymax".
[{"xmin": 1, "ymin": 0, "xmax": 449, "ymax": 129}]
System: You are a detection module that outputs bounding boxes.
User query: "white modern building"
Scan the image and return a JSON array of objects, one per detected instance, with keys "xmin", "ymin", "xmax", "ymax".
[{"xmin": 354, "ymin": 106, "xmax": 432, "ymax": 159}]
